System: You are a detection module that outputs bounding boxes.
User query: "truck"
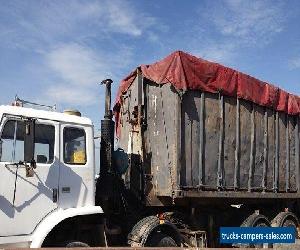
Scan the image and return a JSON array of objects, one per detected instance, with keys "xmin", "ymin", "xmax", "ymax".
[{"xmin": 1, "ymin": 50, "xmax": 300, "ymax": 248}]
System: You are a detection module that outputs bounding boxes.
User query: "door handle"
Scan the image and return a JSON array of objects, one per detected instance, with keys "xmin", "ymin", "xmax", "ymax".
[{"xmin": 52, "ymin": 188, "xmax": 58, "ymax": 203}]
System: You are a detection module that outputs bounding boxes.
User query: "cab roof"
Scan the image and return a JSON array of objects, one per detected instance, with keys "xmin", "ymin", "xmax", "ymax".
[{"xmin": 0, "ymin": 105, "xmax": 92, "ymax": 126}]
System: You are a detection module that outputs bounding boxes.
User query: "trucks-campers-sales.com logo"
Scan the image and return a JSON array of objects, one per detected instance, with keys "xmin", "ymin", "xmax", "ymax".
[{"xmin": 220, "ymin": 227, "xmax": 295, "ymax": 244}]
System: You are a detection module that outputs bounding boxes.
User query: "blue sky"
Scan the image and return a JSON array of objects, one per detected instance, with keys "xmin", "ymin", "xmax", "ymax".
[{"xmin": 0, "ymin": 0, "xmax": 300, "ymax": 133}]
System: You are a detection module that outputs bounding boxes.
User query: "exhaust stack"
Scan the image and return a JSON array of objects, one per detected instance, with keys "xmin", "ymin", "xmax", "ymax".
[
  {"xmin": 99, "ymin": 79, "xmax": 115, "ymax": 177},
  {"xmin": 102, "ymin": 79, "xmax": 113, "ymax": 119}
]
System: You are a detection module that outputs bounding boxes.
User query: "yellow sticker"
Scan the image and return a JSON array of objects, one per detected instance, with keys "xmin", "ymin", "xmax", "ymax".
[{"xmin": 71, "ymin": 150, "xmax": 86, "ymax": 164}]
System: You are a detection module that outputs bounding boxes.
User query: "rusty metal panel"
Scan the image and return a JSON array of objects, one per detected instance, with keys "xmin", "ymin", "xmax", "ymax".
[
  {"xmin": 180, "ymin": 91, "xmax": 201, "ymax": 187},
  {"xmin": 145, "ymin": 82, "xmax": 178, "ymax": 197},
  {"xmin": 145, "ymin": 83, "xmax": 165, "ymax": 195},
  {"xmin": 181, "ymin": 91, "xmax": 192, "ymax": 187},
  {"xmin": 118, "ymin": 77, "xmax": 142, "ymax": 195},
  {"xmin": 253, "ymin": 105, "xmax": 265, "ymax": 190},
  {"xmin": 278, "ymin": 112, "xmax": 287, "ymax": 192},
  {"xmin": 239, "ymin": 100, "xmax": 252, "ymax": 190},
  {"xmin": 118, "ymin": 93, "xmax": 131, "ymax": 152},
  {"xmin": 203, "ymin": 93, "xmax": 219, "ymax": 189},
  {"xmin": 266, "ymin": 108, "xmax": 275, "ymax": 191},
  {"xmin": 224, "ymin": 96, "xmax": 237, "ymax": 188},
  {"xmin": 118, "ymin": 77, "xmax": 139, "ymax": 152}
]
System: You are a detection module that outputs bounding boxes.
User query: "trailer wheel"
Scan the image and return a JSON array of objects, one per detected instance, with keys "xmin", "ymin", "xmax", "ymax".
[
  {"xmin": 239, "ymin": 213, "xmax": 270, "ymax": 248},
  {"xmin": 271, "ymin": 211, "xmax": 299, "ymax": 238},
  {"xmin": 241, "ymin": 213, "xmax": 270, "ymax": 227},
  {"xmin": 271, "ymin": 211, "xmax": 299, "ymax": 227},
  {"xmin": 146, "ymin": 232, "xmax": 177, "ymax": 247}
]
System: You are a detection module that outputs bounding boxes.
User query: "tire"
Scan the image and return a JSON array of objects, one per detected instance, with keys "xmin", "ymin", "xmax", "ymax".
[
  {"xmin": 241, "ymin": 213, "xmax": 270, "ymax": 228},
  {"xmin": 239, "ymin": 213, "xmax": 270, "ymax": 248},
  {"xmin": 282, "ymin": 219, "xmax": 297, "ymax": 227},
  {"xmin": 146, "ymin": 232, "xmax": 178, "ymax": 247},
  {"xmin": 271, "ymin": 212, "xmax": 299, "ymax": 239},
  {"xmin": 271, "ymin": 212, "xmax": 299, "ymax": 227},
  {"xmin": 64, "ymin": 241, "xmax": 90, "ymax": 248},
  {"xmin": 128, "ymin": 215, "xmax": 181, "ymax": 247}
]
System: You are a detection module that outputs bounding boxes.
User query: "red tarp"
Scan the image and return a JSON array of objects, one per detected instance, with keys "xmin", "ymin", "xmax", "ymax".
[{"xmin": 114, "ymin": 50, "xmax": 300, "ymax": 136}]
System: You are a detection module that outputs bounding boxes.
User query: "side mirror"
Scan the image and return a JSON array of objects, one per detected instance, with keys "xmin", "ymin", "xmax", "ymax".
[{"xmin": 24, "ymin": 119, "xmax": 35, "ymax": 165}]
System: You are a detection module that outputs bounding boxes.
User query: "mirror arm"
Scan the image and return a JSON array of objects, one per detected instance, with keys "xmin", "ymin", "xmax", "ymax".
[
  {"xmin": 30, "ymin": 159, "xmax": 36, "ymax": 169},
  {"xmin": 0, "ymin": 139, "xmax": 2, "ymax": 161},
  {"xmin": 24, "ymin": 118, "xmax": 35, "ymax": 165}
]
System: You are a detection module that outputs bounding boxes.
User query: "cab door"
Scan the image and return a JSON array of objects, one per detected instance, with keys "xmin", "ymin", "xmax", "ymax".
[
  {"xmin": 0, "ymin": 117, "xmax": 60, "ymax": 236},
  {"xmin": 58, "ymin": 124, "xmax": 95, "ymax": 209}
]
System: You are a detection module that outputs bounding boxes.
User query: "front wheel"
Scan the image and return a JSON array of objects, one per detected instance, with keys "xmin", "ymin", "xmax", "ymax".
[
  {"xmin": 63, "ymin": 241, "xmax": 90, "ymax": 248},
  {"xmin": 146, "ymin": 232, "xmax": 178, "ymax": 247}
]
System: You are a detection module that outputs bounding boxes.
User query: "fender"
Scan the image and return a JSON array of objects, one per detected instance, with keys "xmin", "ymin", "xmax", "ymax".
[{"xmin": 30, "ymin": 206, "xmax": 103, "ymax": 248}]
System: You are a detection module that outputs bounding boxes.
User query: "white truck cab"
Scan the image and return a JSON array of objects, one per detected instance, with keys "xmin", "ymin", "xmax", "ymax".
[{"xmin": 0, "ymin": 105, "xmax": 103, "ymax": 248}]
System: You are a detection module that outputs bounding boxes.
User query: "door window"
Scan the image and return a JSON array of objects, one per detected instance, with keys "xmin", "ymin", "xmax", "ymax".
[
  {"xmin": 0, "ymin": 119, "xmax": 55, "ymax": 164},
  {"xmin": 63, "ymin": 127, "xmax": 86, "ymax": 165},
  {"xmin": 0, "ymin": 120, "xmax": 25, "ymax": 162},
  {"xmin": 34, "ymin": 124, "xmax": 55, "ymax": 164}
]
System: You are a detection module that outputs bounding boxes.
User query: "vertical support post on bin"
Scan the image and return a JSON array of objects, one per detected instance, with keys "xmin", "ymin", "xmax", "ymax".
[
  {"xmin": 286, "ymin": 114, "xmax": 290, "ymax": 192},
  {"xmin": 274, "ymin": 111, "xmax": 279, "ymax": 192},
  {"xmin": 262, "ymin": 108, "xmax": 268, "ymax": 191},
  {"xmin": 234, "ymin": 98, "xmax": 240, "ymax": 190},
  {"xmin": 295, "ymin": 116, "xmax": 300, "ymax": 192},
  {"xmin": 248, "ymin": 104, "xmax": 255, "ymax": 192},
  {"xmin": 217, "ymin": 94, "xmax": 224, "ymax": 189},
  {"xmin": 198, "ymin": 92, "xmax": 205, "ymax": 187}
]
